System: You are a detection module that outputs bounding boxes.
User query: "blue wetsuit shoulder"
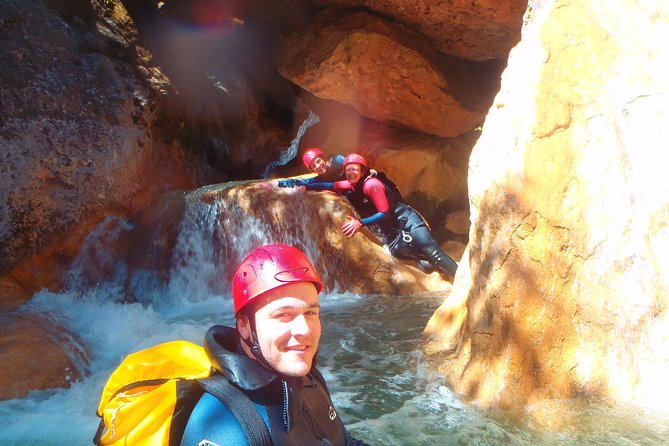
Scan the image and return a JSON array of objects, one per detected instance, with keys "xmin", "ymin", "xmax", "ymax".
[{"xmin": 180, "ymin": 392, "xmax": 269, "ymax": 446}]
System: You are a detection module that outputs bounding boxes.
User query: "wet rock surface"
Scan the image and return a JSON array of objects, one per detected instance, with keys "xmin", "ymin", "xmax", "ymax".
[{"xmin": 0, "ymin": 313, "xmax": 88, "ymax": 400}]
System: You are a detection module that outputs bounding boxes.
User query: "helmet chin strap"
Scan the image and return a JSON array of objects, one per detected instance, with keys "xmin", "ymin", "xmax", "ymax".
[{"xmin": 241, "ymin": 313, "xmax": 276, "ymax": 372}]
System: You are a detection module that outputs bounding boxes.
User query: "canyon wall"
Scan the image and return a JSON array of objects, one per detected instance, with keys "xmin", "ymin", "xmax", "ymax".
[{"xmin": 425, "ymin": 0, "xmax": 669, "ymax": 411}]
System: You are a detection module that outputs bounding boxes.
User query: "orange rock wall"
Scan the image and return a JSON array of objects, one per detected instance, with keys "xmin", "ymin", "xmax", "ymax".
[{"xmin": 425, "ymin": 0, "xmax": 669, "ymax": 410}]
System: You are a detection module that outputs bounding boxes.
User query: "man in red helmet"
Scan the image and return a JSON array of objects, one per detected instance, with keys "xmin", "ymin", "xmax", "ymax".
[
  {"xmin": 180, "ymin": 244, "xmax": 369, "ymax": 446},
  {"xmin": 305, "ymin": 154, "xmax": 458, "ymax": 281},
  {"xmin": 277, "ymin": 147, "xmax": 345, "ymax": 187}
]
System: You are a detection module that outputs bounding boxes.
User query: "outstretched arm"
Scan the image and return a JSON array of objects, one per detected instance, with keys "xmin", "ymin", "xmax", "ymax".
[
  {"xmin": 307, "ymin": 179, "xmax": 354, "ymax": 193},
  {"xmin": 360, "ymin": 211, "xmax": 386, "ymax": 226},
  {"xmin": 278, "ymin": 178, "xmax": 307, "ymax": 187},
  {"xmin": 305, "ymin": 181, "xmax": 336, "ymax": 190}
]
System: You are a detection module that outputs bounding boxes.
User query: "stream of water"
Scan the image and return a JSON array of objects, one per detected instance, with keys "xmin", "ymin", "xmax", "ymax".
[{"xmin": 0, "ymin": 188, "xmax": 667, "ymax": 445}]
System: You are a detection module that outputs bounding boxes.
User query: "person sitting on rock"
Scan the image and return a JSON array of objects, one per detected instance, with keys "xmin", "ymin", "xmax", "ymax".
[
  {"xmin": 276, "ymin": 147, "xmax": 345, "ymax": 187},
  {"xmin": 296, "ymin": 153, "xmax": 458, "ymax": 281}
]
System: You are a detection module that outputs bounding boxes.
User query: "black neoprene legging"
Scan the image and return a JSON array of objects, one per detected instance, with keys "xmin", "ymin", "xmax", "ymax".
[{"xmin": 383, "ymin": 208, "xmax": 458, "ymax": 279}]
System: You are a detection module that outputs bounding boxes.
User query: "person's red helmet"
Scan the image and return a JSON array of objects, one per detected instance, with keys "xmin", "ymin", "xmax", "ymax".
[
  {"xmin": 302, "ymin": 148, "xmax": 326, "ymax": 169},
  {"xmin": 343, "ymin": 153, "xmax": 368, "ymax": 169},
  {"xmin": 232, "ymin": 244, "xmax": 324, "ymax": 315}
]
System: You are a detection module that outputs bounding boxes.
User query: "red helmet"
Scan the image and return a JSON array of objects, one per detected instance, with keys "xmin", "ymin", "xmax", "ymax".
[
  {"xmin": 343, "ymin": 153, "xmax": 368, "ymax": 169},
  {"xmin": 232, "ymin": 244, "xmax": 323, "ymax": 315},
  {"xmin": 302, "ymin": 148, "xmax": 325, "ymax": 169}
]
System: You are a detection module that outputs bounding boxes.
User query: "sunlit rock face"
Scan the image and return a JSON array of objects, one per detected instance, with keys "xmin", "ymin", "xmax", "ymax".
[
  {"xmin": 424, "ymin": 0, "xmax": 669, "ymax": 410},
  {"xmin": 0, "ymin": 313, "xmax": 88, "ymax": 400},
  {"xmin": 277, "ymin": 10, "xmax": 487, "ymax": 138}
]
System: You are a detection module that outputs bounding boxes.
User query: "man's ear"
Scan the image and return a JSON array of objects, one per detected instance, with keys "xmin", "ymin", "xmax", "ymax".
[{"xmin": 236, "ymin": 313, "xmax": 251, "ymax": 341}]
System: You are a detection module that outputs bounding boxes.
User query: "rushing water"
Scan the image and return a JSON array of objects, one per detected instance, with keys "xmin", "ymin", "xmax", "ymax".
[{"xmin": 1, "ymin": 190, "xmax": 668, "ymax": 445}]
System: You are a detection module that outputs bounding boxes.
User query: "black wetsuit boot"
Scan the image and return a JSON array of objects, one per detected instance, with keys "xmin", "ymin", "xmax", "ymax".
[
  {"xmin": 423, "ymin": 246, "xmax": 458, "ymax": 280},
  {"xmin": 416, "ymin": 259, "xmax": 436, "ymax": 273}
]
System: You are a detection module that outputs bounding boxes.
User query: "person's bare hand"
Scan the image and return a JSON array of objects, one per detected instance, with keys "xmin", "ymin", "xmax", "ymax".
[
  {"xmin": 282, "ymin": 185, "xmax": 306, "ymax": 195},
  {"xmin": 341, "ymin": 216, "xmax": 362, "ymax": 237},
  {"xmin": 254, "ymin": 180, "xmax": 278, "ymax": 190}
]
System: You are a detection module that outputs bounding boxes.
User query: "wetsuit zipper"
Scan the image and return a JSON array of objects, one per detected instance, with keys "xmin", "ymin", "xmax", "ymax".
[{"xmin": 282, "ymin": 380, "xmax": 291, "ymax": 432}]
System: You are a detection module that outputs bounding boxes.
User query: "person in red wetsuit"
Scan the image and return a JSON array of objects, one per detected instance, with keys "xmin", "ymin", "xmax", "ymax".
[{"xmin": 305, "ymin": 154, "xmax": 458, "ymax": 280}]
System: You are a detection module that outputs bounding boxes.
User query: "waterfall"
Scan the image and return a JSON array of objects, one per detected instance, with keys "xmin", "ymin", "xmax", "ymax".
[{"xmin": 262, "ymin": 111, "xmax": 321, "ymax": 178}]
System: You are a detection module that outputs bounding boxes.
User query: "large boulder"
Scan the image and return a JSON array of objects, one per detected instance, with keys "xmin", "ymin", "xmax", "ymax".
[
  {"xmin": 312, "ymin": 0, "xmax": 528, "ymax": 61},
  {"xmin": 424, "ymin": 0, "xmax": 669, "ymax": 411},
  {"xmin": 276, "ymin": 10, "xmax": 489, "ymax": 138},
  {"xmin": 174, "ymin": 181, "xmax": 452, "ymax": 296},
  {"xmin": 0, "ymin": 313, "xmax": 88, "ymax": 400}
]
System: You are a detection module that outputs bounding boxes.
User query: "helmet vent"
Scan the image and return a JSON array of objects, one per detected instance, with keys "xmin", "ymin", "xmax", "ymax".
[{"xmin": 274, "ymin": 267, "xmax": 311, "ymax": 283}]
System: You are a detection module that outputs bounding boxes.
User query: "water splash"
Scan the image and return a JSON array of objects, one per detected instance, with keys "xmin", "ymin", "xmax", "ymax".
[
  {"xmin": 263, "ymin": 111, "xmax": 321, "ymax": 178},
  {"xmin": 63, "ymin": 216, "xmax": 133, "ymax": 295}
]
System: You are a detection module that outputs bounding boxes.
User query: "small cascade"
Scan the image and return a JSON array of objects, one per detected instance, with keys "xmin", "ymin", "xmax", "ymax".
[
  {"xmin": 63, "ymin": 216, "xmax": 134, "ymax": 297},
  {"xmin": 263, "ymin": 111, "xmax": 321, "ymax": 178},
  {"xmin": 55, "ymin": 181, "xmax": 330, "ymax": 313}
]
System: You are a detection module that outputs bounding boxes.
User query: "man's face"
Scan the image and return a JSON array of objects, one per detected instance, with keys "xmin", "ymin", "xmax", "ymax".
[
  {"xmin": 309, "ymin": 156, "xmax": 327, "ymax": 175},
  {"xmin": 240, "ymin": 281, "xmax": 321, "ymax": 377},
  {"xmin": 345, "ymin": 163, "xmax": 363, "ymax": 184}
]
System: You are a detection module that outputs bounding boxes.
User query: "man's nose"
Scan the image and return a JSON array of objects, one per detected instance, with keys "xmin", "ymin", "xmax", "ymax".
[{"xmin": 291, "ymin": 314, "xmax": 310, "ymax": 336}]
